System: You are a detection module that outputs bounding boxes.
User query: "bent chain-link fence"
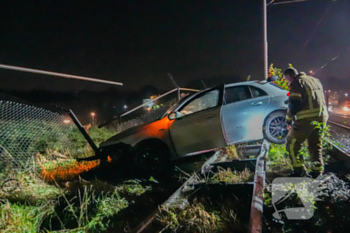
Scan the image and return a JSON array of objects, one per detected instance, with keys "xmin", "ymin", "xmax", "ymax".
[{"xmin": 0, "ymin": 100, "xmax": 92, "ymax": 170}]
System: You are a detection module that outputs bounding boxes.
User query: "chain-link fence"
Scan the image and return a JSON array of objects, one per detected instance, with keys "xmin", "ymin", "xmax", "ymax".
[{"xmin": 0, "ymin": 100, "xmax": 93, "ymax": 170}]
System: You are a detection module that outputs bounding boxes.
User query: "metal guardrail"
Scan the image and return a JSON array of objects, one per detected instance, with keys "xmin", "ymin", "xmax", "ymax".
[{"xmin": 249, "ymin": 140, "xmax": 270, "ymax": 233}]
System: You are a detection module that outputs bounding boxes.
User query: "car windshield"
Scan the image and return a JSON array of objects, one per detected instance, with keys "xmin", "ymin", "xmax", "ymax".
[{"xmin": 160, "ymin": 93, "xmax": 196, "ymax": 119}]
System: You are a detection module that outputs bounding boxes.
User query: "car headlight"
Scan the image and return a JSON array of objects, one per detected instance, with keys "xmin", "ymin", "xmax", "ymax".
[{"xmin": 343, "ymin": 106, "xmax": 349, "ymax": 111}]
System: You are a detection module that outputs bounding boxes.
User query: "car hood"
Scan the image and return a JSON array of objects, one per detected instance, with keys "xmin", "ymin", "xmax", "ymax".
[{"xmin": 100, "ymin": 124, "xmax": 149, "ymax": 147}]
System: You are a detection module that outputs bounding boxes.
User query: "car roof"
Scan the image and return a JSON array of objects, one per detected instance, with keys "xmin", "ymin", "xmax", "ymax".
[{"xmin": 224, "ymin": 80, "xmax": 268, "ymax": 88}]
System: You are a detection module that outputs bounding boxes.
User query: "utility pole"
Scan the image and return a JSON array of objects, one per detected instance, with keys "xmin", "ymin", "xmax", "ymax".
[{"xmin": 263, "ymin": 0, "xmax": 268, "ymax": 80}]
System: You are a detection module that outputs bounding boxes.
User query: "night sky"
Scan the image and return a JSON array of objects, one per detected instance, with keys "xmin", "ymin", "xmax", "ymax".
[{"xmin": 1, "ymin": 0, "xmax": 349, "ymax": 92}]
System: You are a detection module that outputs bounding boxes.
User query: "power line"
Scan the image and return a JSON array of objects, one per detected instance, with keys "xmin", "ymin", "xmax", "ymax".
[
  {"xmin": 267, "ymin": 0, "xmax": 276, "ymax": 7},
  {"xmin": 314, "ymin": 47, "xmax": 350, "ymax": 74},
  {"xmin": 272, "ymin": 0, "xmax": 307, "ymax": 6},
  {"xmin": 301, "ymin": 0, "xmax": 334, "ymax": 51}
]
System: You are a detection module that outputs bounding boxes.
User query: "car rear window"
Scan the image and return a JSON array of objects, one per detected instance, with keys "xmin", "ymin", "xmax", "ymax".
[
  {"xmin": 250, "ymin": 86, "xmax": 267, "ymax": 97},
  {"xmin": 269, "ymin": 82, "xmax": 287, "ymax": 91},
  {"xmin": 224, "ymin": 86, "xmax": 252, "ymax": 104}
]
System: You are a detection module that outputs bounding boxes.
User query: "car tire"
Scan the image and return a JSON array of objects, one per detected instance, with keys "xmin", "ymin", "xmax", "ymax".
[
  {"xmin": 133, "ymin": 143, "xmax": 170, "ymax": 177},
  {"xmin": 264, "ymin": 111, "xmax": 288, "ymax": 144}
]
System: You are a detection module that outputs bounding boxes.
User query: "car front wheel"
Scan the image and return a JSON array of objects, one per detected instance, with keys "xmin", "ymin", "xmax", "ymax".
[
  {"xmin": 133, "ymin": 144, "xmax": 170, "ymax": 177},
  {"xmin": 264, "ymin": 111, "xmax": 288, "ymax": 144}
]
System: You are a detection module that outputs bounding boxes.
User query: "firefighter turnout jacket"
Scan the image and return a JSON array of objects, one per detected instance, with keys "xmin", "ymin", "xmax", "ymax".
[{"xmin": 286, "ymin": 72, "xmax": 328, "ymax": 124}]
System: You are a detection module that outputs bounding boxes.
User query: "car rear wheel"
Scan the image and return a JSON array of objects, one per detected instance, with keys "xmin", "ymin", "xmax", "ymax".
[
  {"xmin": 264, "ymin": 111, "xmax": 288, "ymax": 144},
  {"xmin": 134, "ymin": 143, "xmax": 170, "ymax": 177}
]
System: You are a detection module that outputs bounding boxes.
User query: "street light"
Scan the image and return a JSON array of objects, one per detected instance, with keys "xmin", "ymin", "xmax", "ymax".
[
  {"xmin": 63, "ymin": 119, "xmax": 71, "ymax": 124},
  {"xmin": 309, "ymin": 70, "xmax": 314, "ymax": 74},
  {"xmin": 91, "ymin": 112, "xmax": 96, "ymax": 125},
  {"xmin": 124, "ymin": 105, "xmax": 127, "ymax": 109},
  {"xmin": 346, "ymin": 93, "xmax": 348, "ymax": 97}
]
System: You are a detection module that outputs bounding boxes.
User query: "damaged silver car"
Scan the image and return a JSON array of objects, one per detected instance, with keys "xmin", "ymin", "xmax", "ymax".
[{"xmin": 96, "ymin": 81, "xmax": 289, "ymax": 168}]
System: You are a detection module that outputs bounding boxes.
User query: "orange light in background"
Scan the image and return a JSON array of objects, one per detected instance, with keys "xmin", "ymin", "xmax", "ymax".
[
  {"xmin": 63, "ymin": 119, "xmax": 71, "ymax": 124},
  {"xmin": 91, "ymin": 112, "xmax": 96, "ymax": 117}
]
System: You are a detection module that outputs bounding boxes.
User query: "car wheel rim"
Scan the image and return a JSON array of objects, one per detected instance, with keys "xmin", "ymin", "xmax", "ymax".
[{"xmin": 268, "ymin": 116, "xmax": 288, "ymax": 141}]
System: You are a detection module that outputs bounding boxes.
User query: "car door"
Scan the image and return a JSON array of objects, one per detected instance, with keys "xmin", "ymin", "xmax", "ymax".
[
  {"xmin": 221, "ymin": 85, "xmax": 270, "ymax": 144},
  {"xmin": 169, "ymin": 87, "xmax": 227, "ymax": 157}
]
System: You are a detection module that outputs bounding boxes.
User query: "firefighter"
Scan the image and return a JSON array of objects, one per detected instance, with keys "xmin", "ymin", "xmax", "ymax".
[{"xmin": 284, "ymin": 67, "xmax": 329, "ymax": 178}]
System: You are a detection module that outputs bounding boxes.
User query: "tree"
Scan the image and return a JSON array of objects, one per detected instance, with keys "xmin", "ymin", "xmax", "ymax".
[{"xmin": 268, "ymin": 63, "xmax": 292, "ymax": 90}]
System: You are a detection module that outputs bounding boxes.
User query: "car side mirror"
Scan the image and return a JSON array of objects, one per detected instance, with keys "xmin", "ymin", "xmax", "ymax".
[{"xmin": 169, "ymin": 111, "xmax": 181, "ymax": 120}]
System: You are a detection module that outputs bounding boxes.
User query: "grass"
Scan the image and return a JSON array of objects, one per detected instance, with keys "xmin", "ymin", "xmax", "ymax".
[
  {"xmin": 0, "ymin": 107, "xmax": 164, "ymax": 232},
  {"xmin": 266, "ymin": 144, "xmax": 292, "ymax": 174},
  {"xmin": 0, "ymin": 168, "xmax": 131, "ymax": 233},
  {"xmin": 0, "ymin": 113, "xmax": 159, "ymax": 232},
  {"xmin": 218, "ymin": 144, "xmax": 243, "ymax": 161},
  {"xmin": 50, "ymin": 186, "xmax": 128, "ymax": 232},
  {"xmin": 116, "ymin": 180, "xmax": 152, "ymax": 196},
  {"xmin": 0, "ymin": 170, "xmax": 61, "ymax": 232},
  {"xmin": 0, "ymin": 201, "xmax": 55, "ymax": 233},
  {"xmin": 157, "ymin": 203, "xmax": 221, "ymax": 233},
  {"xmin": 223, "ymin": 145, "xmax": 239, "ymax": 161},
  {"xmin": 208, "ymin": 167, "xmax": 253, "ymax": 184},
  {"xmin": 0, "ymin": 158, "xmax": 158, "ymax": 233},
  {"xmin": 0, "ymin": 155, "xmax": 154, "ymax": 233},
  {"xmin": 0, "ymin": 188, "xmax": 129, "ymax": 233},
  {"xmin": 85, "ymin": 190, "xmax": 128, "ymax": 232},
  {"xmin": 66, "ymin": 125, "xmax": 117, "ymax": 158},
  {"xmin": 0, "ymin": 171, "xmax": 61, "ymax": 206}
]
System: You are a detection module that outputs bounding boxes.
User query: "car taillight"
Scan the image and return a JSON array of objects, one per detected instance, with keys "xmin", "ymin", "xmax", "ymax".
[{"xmin": 287, "ymin": 92, "xmax": 290, "ymax": 97}]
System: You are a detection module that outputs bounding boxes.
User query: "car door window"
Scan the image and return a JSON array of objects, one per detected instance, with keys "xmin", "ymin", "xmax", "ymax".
[
  {"xmin": 250, "ymin": 86, "xmax": 268, "ymax": 98},
  {"xmin": 179, "ymin": 90, "xmax": 219, "ymax": 117},
  {"xmin": 224, "ymin": 86, "xmax": 252, "ymax": 104}
]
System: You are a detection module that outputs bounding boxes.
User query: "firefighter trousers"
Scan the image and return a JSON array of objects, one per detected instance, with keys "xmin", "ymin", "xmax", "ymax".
[{"xmin": 285, "ymin": 118, "xmax": 326, "ymax": 171}]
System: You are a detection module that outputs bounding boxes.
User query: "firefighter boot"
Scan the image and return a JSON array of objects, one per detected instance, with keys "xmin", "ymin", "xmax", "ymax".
[
  {"xmin": 288, "ymin": 167, "xmax": 311, "ymax": 178},
  {"xmin": 309, "ymin": 170, "xmax": 323, "ymax": 179}
]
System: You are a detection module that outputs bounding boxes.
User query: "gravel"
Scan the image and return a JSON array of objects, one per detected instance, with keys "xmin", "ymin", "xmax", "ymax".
[
  {"xmin": 329, "ymin": 124, "xmax": 350, "ymax": 153},
  {"xmin": 264, "ymin": 172, "xmax": 350, "ymax": 233}
]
